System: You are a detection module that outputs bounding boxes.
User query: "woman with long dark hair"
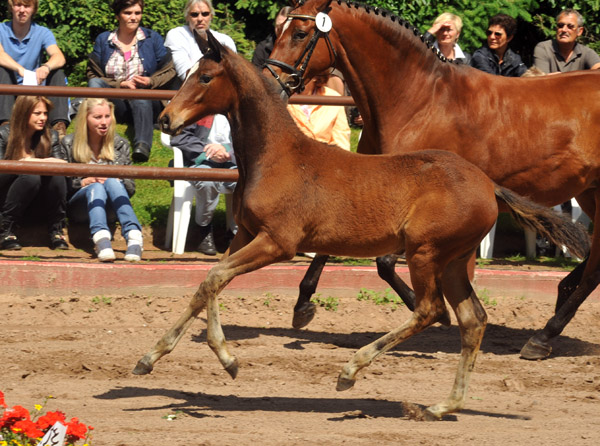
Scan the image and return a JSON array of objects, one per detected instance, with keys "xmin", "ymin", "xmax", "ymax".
[{"xmin": 0, "ymin": 95, "xmax": 68, "ymax": 250}]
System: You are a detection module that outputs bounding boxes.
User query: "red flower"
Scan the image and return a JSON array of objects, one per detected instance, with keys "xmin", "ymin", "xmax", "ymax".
[
  {"xmin": 0, "ymin": 390, "xmax": 6, "ymax": 408},
  {"xmin": 36, "ymin": 410, "xmax": 66, "ymax": 430},
  {"xmin": 12, "ymin": 418, "xmax": 44, "ymax": 439},
  {"xmin": 65, "ymin": 417, "xmax": 88, "ymax": 440},
  {"xmin": 0, "ymin": 405, "xmax": 31, "ymax": 429}
]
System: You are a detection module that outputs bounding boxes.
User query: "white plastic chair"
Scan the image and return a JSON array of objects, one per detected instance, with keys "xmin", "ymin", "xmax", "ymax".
[
  {"xmin": 480, "ymin": 198, "xmax": 583, "ymax": 259},
  {"xmin": 162, "ymin": 132, "xmax": 237, "ymax": 254},
  {"xmin": 162, "ymin": 132, "xmax": 195, "ymax": 254}
]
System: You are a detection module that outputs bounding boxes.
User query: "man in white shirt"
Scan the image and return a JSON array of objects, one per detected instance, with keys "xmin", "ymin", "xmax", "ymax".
[{"xmin": 165, "ymin": 0, "xmax": 236, "ymax": 81}]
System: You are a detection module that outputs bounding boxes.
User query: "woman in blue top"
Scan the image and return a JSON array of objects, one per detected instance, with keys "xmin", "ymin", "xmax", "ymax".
[{"xmin": 87, "ymin": 0, "xmax": 175, "ymax": 162}]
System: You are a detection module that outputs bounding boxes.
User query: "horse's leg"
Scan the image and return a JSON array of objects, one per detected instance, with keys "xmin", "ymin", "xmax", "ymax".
[
  {"xmin": 133, "ymin": 229, "xmax": 290, "ymax": 376},
  {"xmin": 555, "ymin": 258, "xmax": 587, "ymax": 312},
  {"xmin": 293, "ymin": 254, "xmax": 330, "ymax": 329},
  {"xmin": 375, "ymin": 255, "xmax": 415, "ymax": 310},
  {"xmin": 520, "ymin": 194, "xmax": 600, "ymax": 360},
  {"xmin": 336, "ymin": 257, "xmax": 447, "ymax": 391},
  {"xmin": 426, "ymin": 253, "xmax": 487, "ymax": 420}
]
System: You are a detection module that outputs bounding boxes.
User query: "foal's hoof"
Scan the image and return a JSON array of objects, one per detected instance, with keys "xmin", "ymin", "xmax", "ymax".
[
  {"xmin": 336, "ymin": 375, "xmax": 356, "ymax": 391},
  {"xmin": 132, "ymin": 358, "xmax": 154, "ymax": 375},
  {"xmin": 224, "ymin": 358, "xmax": 239, "ymax": 379},
  {"xmin": 520, "ymin": 337, "xmax": 552, "ymax": 360},
  {"xmin": 292, "ymin": 302, "xmax": 317, "ymax": 329},
  {"xmin": 423, "ymin": 407, "xmax": 443, "ymax": 421}
]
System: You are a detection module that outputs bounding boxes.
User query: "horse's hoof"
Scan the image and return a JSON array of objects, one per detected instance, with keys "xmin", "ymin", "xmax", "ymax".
[
  {"xmin": 132, "ymin": 358, "xmax": 153, "ymax": 375},
  {"xmin": 224, "ymin": 358, "xmax": 239, "ymax": 379},
  {"xmin": 423, "ymin": 407, "xmax": 443, "ymax": 421},
  {"xmin": 520, "ymin": 337, "xmax": 552, "ymax": 360},
  {"xmin": 292, "ymin": 302, "xmax": 317, "ymax": 329},
  {"xmin": 336, "ymin": 375, "xmax": 356, "ymax": 391}
]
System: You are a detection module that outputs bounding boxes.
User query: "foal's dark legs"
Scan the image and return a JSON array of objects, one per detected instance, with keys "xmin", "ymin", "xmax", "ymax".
[{"xmin": 294, "ymin": 254, "xmax": 428, "ymax": 329}]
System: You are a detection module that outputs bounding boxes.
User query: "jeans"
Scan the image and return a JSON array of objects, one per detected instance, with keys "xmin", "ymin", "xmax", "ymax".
[
  {"xmin": 190, "ymin": 164, "xmax": 237, "ymax": 231},
  {"xmin": 88, "ymin": 77, "xmax": 158, "ymax": 147},
  {"xmin": 0, "ymin": 173, "xmax": 66, "ymax": 230},
  {"xmin": 0, "ymin": 66, "xmax": 69, "ymax": 125},
  {"xmin": 68, "ymin": 178, "xmax": 141, "ymax": 238}
]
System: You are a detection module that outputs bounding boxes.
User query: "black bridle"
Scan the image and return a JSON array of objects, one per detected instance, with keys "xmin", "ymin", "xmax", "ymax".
[{"xmin": 265, "ymin": 10, "xmax": 337, "ymax": 97}]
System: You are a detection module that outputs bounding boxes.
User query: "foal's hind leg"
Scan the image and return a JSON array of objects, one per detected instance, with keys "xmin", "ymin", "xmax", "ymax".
[
  {"xmin": 133, "ymin": 230, "xmax": 291, "ymax": 376},
  {"xmin": 336, "ymin": 259, "xmax": 448, "ymax": 392},
  {"xmin": 294, "ymin": 254, "xmax": 330, "ymax": 328},
  {"xmin": 425, "ymin": 255, "xmax": 487, "ymax": 420}
]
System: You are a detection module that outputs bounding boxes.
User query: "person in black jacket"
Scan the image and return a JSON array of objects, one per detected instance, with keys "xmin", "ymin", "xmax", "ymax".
[
  {"xmin": 471, "ymin": 13, "xmax": 526, "ymax": 77},
  {"xmin": 251, "ymin": 6, "xmax": 292, "ymax": 69},
  {"xmin": 0, "ymin": 95, "xmax": 67, "ymax": 250}
]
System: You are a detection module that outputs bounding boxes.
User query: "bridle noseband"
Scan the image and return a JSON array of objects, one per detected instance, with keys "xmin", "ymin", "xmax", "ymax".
[{"xmin": 265, "ymin": 10, "xmax": 337, "ymax": 97}]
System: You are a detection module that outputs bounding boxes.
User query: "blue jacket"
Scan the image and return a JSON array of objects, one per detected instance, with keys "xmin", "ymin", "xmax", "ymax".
[{"xmin": 87, "ymin": 27, "xmax": 175, "ymax": 88}]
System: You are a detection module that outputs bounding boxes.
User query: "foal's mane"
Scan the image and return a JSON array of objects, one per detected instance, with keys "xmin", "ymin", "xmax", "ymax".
[{"xmin": 329, "ymin": 0, "xmax": 453, "ymax": 64}]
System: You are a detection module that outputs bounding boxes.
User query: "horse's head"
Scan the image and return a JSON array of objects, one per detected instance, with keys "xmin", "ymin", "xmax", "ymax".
[
  {"xmin": 159, "ymin": 30, "xmax": 235, "ymax": 135},
  {"xmin": 265, "ymin": 0, "xmax": 338, "ymax": 96}
]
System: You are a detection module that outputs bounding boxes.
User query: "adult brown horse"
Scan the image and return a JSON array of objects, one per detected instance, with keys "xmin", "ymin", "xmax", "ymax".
[
  {"xmin": 266, "ymin": 0, "xmax": 600, "ymax": 360},
  {"xmin": 134, "ymin": 30, "xmax": 588, "ymax": 420}
]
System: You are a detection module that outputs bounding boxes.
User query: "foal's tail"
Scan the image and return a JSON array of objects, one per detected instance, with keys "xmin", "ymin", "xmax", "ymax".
[{"xmin": 494, "ymin": 186, "xmax": 591, "ymax": 259}]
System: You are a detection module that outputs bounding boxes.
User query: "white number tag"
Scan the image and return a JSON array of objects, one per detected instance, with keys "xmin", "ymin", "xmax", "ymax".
[{"xmin": 315, "ymin": 12, "xmax": 333, "ymax": 32}]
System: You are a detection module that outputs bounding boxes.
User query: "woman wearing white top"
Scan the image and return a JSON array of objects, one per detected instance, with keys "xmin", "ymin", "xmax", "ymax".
[
  {"xmin": 165, "ymin": 0, "xmax": 236, "ymax": 81},
  {"xmin": 424, "ymin": 12, "xmax": 471, "ymax": 65}
]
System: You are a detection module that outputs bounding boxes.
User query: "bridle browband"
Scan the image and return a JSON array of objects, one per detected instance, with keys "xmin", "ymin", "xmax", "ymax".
[{"xmin": 265, "ymin": 8, "xmax": 337, "ymax": 97}]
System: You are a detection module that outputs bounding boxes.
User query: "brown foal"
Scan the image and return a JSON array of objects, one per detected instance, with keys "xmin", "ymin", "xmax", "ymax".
[{"xmin": 133, "ymin": 31, "xmax": 588, "ymax": 419}]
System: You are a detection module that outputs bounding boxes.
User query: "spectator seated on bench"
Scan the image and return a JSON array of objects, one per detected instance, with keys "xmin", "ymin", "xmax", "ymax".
[
  {"xmin": 0, "ymin": 95, "xmax": 68, "ymax": 251},
  {"xmin": 57, "ymin": 98, "xmax": 143, "ymax": 262}
]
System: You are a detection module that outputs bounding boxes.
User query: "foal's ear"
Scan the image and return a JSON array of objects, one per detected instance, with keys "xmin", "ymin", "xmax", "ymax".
[{"xmin": 193, "ymin": 29, "xmax": 223, "ymax": 63}]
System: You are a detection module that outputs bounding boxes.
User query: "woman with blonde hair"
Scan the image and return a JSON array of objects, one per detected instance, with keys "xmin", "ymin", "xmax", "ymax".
[
  {"xmin": 424, "ymin": 12, "xmax": 471, "ymax": 64},
  {"xmin": 57, "ymin": 98, "xmax": 143, "ymax": 262},
  {"xmin": 0, "ymin": 95, "xmax": 67, "ymax": 250}
]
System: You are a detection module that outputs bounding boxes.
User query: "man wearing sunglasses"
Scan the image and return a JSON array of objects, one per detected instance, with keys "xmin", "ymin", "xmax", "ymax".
[
  {"xmin": 165, "ymin": 0, "xmax": 236, "ymax": 82},
  {"xmin": 533, "ymin": 9, "xmax": 600, "ymax": 73},
  {"xmin": 471, "ymin": 13, "xmax": 526, "ymax": 77}
]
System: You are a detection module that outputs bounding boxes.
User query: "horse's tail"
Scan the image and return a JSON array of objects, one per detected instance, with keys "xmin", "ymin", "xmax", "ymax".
[{"xmin": 494, "ymin": 185, "xmax": 590, "ymax": 259}]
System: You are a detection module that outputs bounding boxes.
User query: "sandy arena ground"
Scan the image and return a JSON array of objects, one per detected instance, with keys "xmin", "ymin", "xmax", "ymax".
[{"xmin": 1, "ymin": 288, "xmax": 599, "ymax": 445}]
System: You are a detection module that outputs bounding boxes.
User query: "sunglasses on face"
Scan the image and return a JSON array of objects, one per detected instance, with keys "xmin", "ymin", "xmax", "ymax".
[
  {"xmin": 486, "ymin": 30, "xmax": 503, "ymax": 38},
  {"xmin": 190, "ymin": 11, "xmax": 210, "ymax": 18},
  {"xmin": 557, "ymin": 22, "xmax": 577, "ymax": 30}
]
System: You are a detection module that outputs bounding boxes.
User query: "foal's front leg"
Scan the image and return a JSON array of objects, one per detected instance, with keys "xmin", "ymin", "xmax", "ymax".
[{"xmin": 133, "ymin": 230, "xmax": 290, "ymax": 376}]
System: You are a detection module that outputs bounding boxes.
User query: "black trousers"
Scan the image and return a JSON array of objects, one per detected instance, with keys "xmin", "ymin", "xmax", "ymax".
[
  {"xmin": 0, "ymin": 173, "xmax": 67, "ymax": 231},
  {"xmin": 0, "ymin": 66, "xmax": 69, "ymax": 125}
]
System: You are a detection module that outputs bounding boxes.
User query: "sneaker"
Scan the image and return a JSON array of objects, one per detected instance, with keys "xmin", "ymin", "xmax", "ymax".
[
  {"xmin": 49, "ymin": 231, "xmax": 68, "ymax": 250},
  {"xmin": 52, "ymin": 121, "xmax": 67, "ymax": 140},
  {"xmin": 197, "ymin": 226, "xmax": 217, "ymax": 256},
  {"xmin": 0, "ymin": 233, "xmax": 21, "ymax": 250},
  {"xmin": 124, "ymin": 244, "xmax": 142, "ymax": 262},
  {"xmin": 93, "ymin": 230, "xmax": 115, "ymax": 262}
]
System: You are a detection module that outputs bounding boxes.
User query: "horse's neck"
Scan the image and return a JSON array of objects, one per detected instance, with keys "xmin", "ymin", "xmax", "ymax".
[{"xmin": 332, "ymin": 5, "xmax": 443, "ymax": 152}]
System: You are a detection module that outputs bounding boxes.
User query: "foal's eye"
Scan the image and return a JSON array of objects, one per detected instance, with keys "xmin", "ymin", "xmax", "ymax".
[
  {"xmin": 199, "ymin": 74, "xmax": 212, "ymax": 84},
  {"xmin": 293, "ymin": 30, "xmax": 308, "ymax": 41}
]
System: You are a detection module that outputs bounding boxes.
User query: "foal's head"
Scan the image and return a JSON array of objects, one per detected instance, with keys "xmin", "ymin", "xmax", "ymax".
[{"xmin": 159, "ymin": 30, "xmax": 235, "ymax": 135}]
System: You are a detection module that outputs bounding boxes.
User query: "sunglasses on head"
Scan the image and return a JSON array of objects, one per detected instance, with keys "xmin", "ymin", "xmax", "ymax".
[
  {"xmin": 190, "ymin": 11, "xmax": 210, "ymax": 18},
  {"xmin": 557, "ymin": 22, "xmax": 577, "ymax": 30},
  {"xmin": 486, "ymin": 30, "xmax": 503, "ymax": 38}
]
